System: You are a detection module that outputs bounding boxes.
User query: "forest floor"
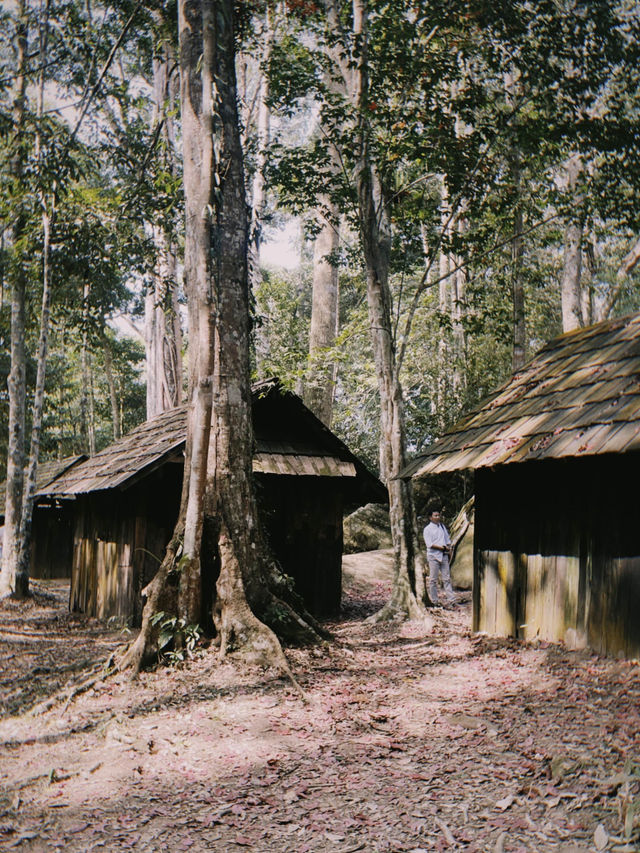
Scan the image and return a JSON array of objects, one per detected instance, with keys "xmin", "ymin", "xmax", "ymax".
[{"xmin": 1, "ymin": 551, "xmax": 639, "ymax": 853}]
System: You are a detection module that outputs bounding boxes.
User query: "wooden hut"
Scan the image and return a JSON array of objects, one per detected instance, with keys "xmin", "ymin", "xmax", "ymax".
[
  {"xmin": 0, "ymin": 456, "xmax": 85, "ymax": 580},
  {"xmin": 403, "ymin": 312, "xmax": 640, "ymax": 658},
  {"xmin": 36, "ymin": 379, "xmax": 385, "ymax": 623}
]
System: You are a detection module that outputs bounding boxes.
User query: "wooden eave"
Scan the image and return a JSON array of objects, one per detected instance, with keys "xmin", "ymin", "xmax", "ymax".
[
  {"xmin": 403, "ymin": 311, "xmax": 640, "ymax": 477},
  {"xmin": 0, "ymin": 455, "xmax": 86, "ymax": 518},
  {"xmin": 35, "ymin": 380, "xmax": 386, "ymax": 503}
]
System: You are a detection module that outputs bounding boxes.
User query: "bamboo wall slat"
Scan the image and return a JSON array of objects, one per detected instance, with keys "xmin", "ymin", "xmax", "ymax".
[{"xmin": 474, "ymin": 456, "xmax": 640, "ymax": 658}]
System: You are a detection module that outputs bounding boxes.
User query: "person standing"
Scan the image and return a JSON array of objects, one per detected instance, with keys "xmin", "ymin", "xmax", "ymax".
[{"xmin": 423, "ymin": 507, "xmax": 455, "ymax": 607}]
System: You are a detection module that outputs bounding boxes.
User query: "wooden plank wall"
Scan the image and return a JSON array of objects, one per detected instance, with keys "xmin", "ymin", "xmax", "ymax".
[
  {"xmin": 30, "ymin": 505, "xmax": 74, "ymax": 579},
  {"xmin": 68, "ymin": 465, "xmax": 343, "ymax": 624},
  {"xmin": 257, "ymin": 475, "xmax": 343, "ymax": 616},
  {"xmin": 69, "ymin": 466, "xmax": 183, "ymax": 624},
  {"xmin": 474, "ymin": 454, "xmax": 640, "ymax": 658},
  {"xmin": 70, "ymin": 495, "xmax": 135, "ymax": 621}
]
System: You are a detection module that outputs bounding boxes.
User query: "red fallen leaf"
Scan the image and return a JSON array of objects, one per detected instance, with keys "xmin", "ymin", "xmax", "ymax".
[{"xmin": 234, "ymin": 836, "xmax": 254, "ymax": 847}]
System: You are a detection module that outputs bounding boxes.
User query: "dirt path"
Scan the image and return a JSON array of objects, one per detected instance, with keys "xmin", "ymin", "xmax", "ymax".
[{"xmin": 1, "ymin": 554, "xmax": 639, "ymax": 852}]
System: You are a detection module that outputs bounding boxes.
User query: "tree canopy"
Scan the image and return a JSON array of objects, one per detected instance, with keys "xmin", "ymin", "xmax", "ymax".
[{"xmin": 1, "ymin": 0, "xmax": 639, "ymax": 635}]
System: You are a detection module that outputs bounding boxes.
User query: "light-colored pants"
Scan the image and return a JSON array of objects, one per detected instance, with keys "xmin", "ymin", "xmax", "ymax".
[{"xmin": 428, "ymin": 555, "xmax": 454, "ymax": 605}]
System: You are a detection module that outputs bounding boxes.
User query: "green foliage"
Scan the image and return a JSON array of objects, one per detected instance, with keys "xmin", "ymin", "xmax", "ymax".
[
  {"xmin": 0, "ymin": 0, "xmax": 181, "ymax": 478},
  {"xmin": 252, "ymin": 267, "xmax": 311, "ymax": 388},
  {"xmin": 257, "ymin": 0, "xmax": 640, "ymax": 465},
  {"xmin": 150, "ymin": 611, "xmax": 202, "ymax": 665},
  {"xmin": 1, "ymin": 0, "xmax": 639, "ymax": 505},
  {"xmin": 267, "ymin": 35, "xmax": 322, "ymax": 114}
]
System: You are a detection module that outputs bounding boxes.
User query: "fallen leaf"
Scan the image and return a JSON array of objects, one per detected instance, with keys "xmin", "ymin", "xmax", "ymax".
[
  {"xmin": 446, "ymin": 713, "xmax": 484, "ymax": 730},
  {"xmin": 594, "ymin": 823, "xmax": 608, "ymax": 851},
  {"xmin": 434, "ymin": 817, "xmax": 455, "ymax": 847},
  {"xmin": 495, "ymin": 793, "xmax": 515, "ymax": 811},
  {"xmin": 8, "ymin": 832, "xmax": 40, "ymax": 848}
]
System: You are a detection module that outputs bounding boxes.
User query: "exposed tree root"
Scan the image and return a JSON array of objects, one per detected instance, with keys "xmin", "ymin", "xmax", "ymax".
[
  {"xmin": 367, "ymin": 571, "xmax": 434, "ymax": 630},
  {"xmin": 217, "ymin": 599, "xmax": 306, "ymax": 700},
  {"xmin": 118, "ymin": 534, "xmax": 182, "ymax": 677},
  {"xmin": 30, "ymin": 652, "xmax": 119, "ymax": 717},
  {"xmin": 0, "ymin": 588, "xmax": 31, "ymax": 603},
  {"xmin": 258, "ymin": 587, "xmax": 331, "ymax": 646}
]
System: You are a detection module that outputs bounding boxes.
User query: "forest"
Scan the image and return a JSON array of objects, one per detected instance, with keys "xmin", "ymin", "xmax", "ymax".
[
  {"xmin": 2, "ymin": 0, "xmax": 640, "ymax": 631},
  {"xmin": 1, "ymin": 1, "xmax": 640, "ymax": 850}
]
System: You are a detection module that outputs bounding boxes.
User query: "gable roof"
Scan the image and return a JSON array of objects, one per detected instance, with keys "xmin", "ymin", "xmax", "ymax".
[
  {"xmin": 403, "ymin": 311, "xmax": 640, "ymax": 478},
  {"xmin": 0, "ymin": 455, "xmax": 85, "ymax": 518},
  {"xmin": 36, "ymin": 379, "xmax": 385, "ymax": 501}
]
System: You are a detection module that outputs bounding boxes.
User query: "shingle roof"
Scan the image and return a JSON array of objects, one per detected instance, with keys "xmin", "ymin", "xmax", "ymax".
[
  {"xmin": 43, "ymin": 406, "xmax": 187, "ymax": 495},
  {"xmin": 403, "ymin": 311, "xmax": 640, "ymax": 477},
  {"xmin": 37, "ymin": 379, "xmax": 385, "ymax": 500},
  {"xmin": 0, "ymin": 455, "xmax": 85, "ymax": 517}
]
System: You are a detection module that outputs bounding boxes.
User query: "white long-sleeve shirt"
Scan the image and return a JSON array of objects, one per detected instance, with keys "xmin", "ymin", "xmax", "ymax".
[{"xmin": 423, "ymin": 521, "xmax": 451, "ymax": 561}]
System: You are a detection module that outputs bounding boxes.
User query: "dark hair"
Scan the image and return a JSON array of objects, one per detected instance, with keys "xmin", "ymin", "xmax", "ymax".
[{"xmin": 428, "ymin": 506, "xmax": 442, "ymax": 517}]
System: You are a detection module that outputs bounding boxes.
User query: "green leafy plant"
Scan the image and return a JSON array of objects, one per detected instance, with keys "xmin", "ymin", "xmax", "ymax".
[{"xmin": 150, "ymin": 611, "xmax": 202, "ymax": 665}]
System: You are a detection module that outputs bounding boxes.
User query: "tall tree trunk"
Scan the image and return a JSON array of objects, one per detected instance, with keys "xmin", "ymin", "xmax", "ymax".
[
  {"xmin": 80, "ymin": 282, "xmax": 96, "ymax": 455},
  {"xmin": 451, "ymin": 106, "xmax": 467, "ymax": 397},
  {"xmin": 1, "ymin": 0, "xmax": 29, "ymax": 599},
  {"xmin": 247, "ymin": 4, "xmax": 275, "ymax": 380},
  {"xmin": 561, "ymin": 220, "xmax": 584, "ymax": 332},
  {"xmin": 505, "ymin": 71, "xmax": 526, "ymax": 371},
  {"xmin": 561, "ymin": 155, "xmax": 585, "ymax": 333},
  {"xmin": 16, "ymin": 0, "xmax": 56, "ymax": 590},
  {"xmin": 120, "ymin": 0, "xmax": 319, "ymax": 676},
  {"xmin": 88, "ymin": 355, "xmax": 96, "ymax": 455},
  {"xmin": 437, "ymin": 181, "xmax": 451, "ymax": 430},
  {"xmin": 511, "ymin": 164, "xmax": 525, "ymax": 371},
  {"xmin": 103, "ymin": 336, "xmax": 121, "ymax": 440},
  {"xmin": 351, "ymin": 0, "xmax": 428, "ymax": 620},
  {"xmin": 581, "ymin": 236, "xmax": 595, "ymax": 326},
  {"xmin": 145, "ymin": 37, "xmax": 183, "ymax": 418},
  {"xmin": 145, "ymin": 229, "xmax": 183, "ymax": 418},
  {"xmin": 16, "ymin": 204, "xmax": 54, "ymax": 588},
  {"xmin": 249, "ymin": 1, "xmax": 274, "ymax": 276},
  {"xmin": 451, "ymin": 219, "xmax": 467, "ymax": 396},
  {"xmin": 80, "ymin": 284, "xmax": 90, "ymax": 450},
  {"xmin": 303, "ymin": 197, "xmax": 340, "ymax": 426}
]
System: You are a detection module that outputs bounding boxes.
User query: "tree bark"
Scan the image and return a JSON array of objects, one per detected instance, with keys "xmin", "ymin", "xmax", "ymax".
[
  {"xmin": 120, "ymin": 0, "xmax": 320, "ymax": 676},
  {"xmin": 249, "ymin": 1, "xmax": 275, "ymax": 276},
  {"xmin": 80, "ymin": 282, "xmax": 96, "ymax": 455},
  {"xmin": 16, "ymin": 204, "xmax": 54, "ymax": 588},
  {"xmin": 15, "ymin": 0, "xmax": 57, "ymax": 589},
  {"xmin": 303, "ymin": 197, "xmax": 340, "ymax": 426},
  {"xmin": 437, "ymin": 181, "xmax": 451, "ymax": 429},
  {"xmin": 103, "ymin": 336, "xmax": 121, "ymax": 440},
  {"xmin": 1, "ymin": 0, "xmax": 29, "ymax": 599},
  {"xmin": 561, "ymin": 155, "xmax": 585, "ymax": 333},
  {"xmin": 561, "ymin": 220, "xmax": 584, "ymax": 332},
  {"xmin": 451, "ymin": 218, "xmax": 467, "ymax": 394},
  {"xmin": 145, "ymin": 36, "xmax": 183, "ymax": 418},
  {"xmin": 145, "ymin": 230, "xmax": 183, "ymax": 418},
  {"xmin": 505, "ymin": 72, "xmax": 526, "ymax": 371},
  {"xmin": 351, "ymin": 0, "xmax": 429, "ymax": 621},
  {"xmin": 511, "ymin": 161, "xmax": 525, "ymax": 370}
]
